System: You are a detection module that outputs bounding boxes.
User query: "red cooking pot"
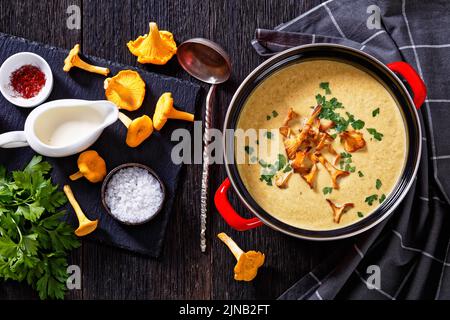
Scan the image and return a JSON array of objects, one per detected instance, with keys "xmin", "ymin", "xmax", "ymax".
[{"xmin": 215, "ymin": 44, "xmax": 426, "ymax": 240}]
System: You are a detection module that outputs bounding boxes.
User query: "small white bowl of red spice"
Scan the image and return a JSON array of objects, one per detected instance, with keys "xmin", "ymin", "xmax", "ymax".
[{"xmin": 0, "ymin": 52, "xmax": 53, "ymax": 108}]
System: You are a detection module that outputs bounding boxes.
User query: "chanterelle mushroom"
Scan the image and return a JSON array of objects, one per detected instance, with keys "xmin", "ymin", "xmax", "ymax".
[
  {"xmin": 69, "ymin": 150, "xmax": 107, "ymax": 183},
  {"xmin": 312, "ymin": 153, "xmax": 349, "ymax": 189},
  {"xmin": 340, "ymin": 130, "xmax": 366, "ymax": 153},
  {"xmin": 118, "ymin": 112, "xmax": 153, "ymax": 148},
  {"xmin": 104, "ymin": 70, "xmax": 146, "ymax": 111},
  {"xmin": 127, "ymin": 22, "xmax": 177, "ymax": 65},
  {"xmin": 284, "ymin": 105, "xmax": 321, "ymax": 159},
  {"xmin": 63, "ymin": 44, "xmax": 110, "ymax": 76},
  {"xmin": 153, "ymin": 92, "xmax": 194, "ymax": 131},
  {"xmin": 64, "ymin": 185, "xmax": 98, "ymax": 237},
  {"xmin": 326, "ymin": 199, "xmax": 354, "ymax": 223},
  {"xmin": 217, "ymin": 232, "xmax": 265, "ymax": 281}
]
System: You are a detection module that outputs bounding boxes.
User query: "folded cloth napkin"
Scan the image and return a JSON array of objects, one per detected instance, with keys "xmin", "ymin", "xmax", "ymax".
[{"xmin": 253, "ymin": 0, "xmax": 450, "ymax": 300}]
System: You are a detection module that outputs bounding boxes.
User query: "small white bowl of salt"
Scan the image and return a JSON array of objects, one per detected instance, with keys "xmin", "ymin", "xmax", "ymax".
[{"xmin": 101, "ymin": 163, "xmax": 166, "ymax": 225}]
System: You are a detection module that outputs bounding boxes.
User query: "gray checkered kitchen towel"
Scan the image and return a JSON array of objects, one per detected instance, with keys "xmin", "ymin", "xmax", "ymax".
[{"xmin": 252, "ymin": 0, "xmax": 450, "ymax": 300}]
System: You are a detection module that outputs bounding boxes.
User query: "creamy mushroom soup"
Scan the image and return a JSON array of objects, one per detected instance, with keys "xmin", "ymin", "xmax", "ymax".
[{"xmin": 236, "ymin": 59, "xmax": 407, "ymax": 230}]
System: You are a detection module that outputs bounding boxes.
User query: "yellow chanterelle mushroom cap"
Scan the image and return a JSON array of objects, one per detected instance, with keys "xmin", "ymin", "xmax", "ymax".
[
  {"xmin": 126, "ymin": 115, "xmax": 154, "ymax": 148},
  {"xmin": 69, "ymin": 150, "xmax": 107, "ymax": 183},
  {"xmin": 153, "ymin": 92, "xmax": 194, "ymax": 131},
  {"xmin": 104, "ymin": 70, "xmax": 146, "ymax": 112},
  {"xmin": 127, "ymin": 22, "xmax": 177, "ymax": 65}
]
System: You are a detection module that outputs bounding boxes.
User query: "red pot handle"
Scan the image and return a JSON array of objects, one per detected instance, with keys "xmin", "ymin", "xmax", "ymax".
[
  {"xmin": 387, "ymin": 61, "xmax": 427, "ymax": 109},
  {"xmin": 214, "ymin": 178, "xmax": 263, "ymax": 231}
]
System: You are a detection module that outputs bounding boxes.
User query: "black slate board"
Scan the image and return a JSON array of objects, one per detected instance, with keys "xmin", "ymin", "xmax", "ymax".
[{"xmin": 0, "ymin": 33, "xmax": 200, "ymax": 258}]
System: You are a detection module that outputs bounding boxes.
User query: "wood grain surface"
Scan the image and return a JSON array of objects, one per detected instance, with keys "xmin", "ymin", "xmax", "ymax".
[{"xmin": 0, "ymin": 0, "xmax": 348, "ymax": 300}]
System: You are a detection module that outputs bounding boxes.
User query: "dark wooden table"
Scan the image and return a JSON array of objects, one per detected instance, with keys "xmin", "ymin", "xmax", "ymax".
[{"xmin": 0, "ymin": 0, "xmax": 347, "ymax": 300}]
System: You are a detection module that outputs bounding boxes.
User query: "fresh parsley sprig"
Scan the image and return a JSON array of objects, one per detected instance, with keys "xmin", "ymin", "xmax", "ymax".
[{"xmin": 0, "ymin": 156, "xmax": 80, "ymax": 300}]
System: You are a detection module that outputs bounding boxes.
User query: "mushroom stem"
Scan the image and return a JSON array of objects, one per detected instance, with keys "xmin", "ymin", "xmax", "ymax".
[
  {"xmin": 218, "ymin": 232, "xmax": 244, "ymax": 260},
  {"xmin": 169, "ymin": 109, "xmax": 195, "ymax": 122},
  {"xmin": 72, "ymin": 56, "xmax": 109, "ymax": 76},
  {"xmin": 118, "ymin": 112, "xmax": 133, "ymax": 128},
  {"xmin": 63, "ymin": 185, "xmax": 99, "ymax": 237},
  {"xmin": 69, "ymin": 171, "xmax": 84, "ymax": 181},
  {"xmin": 71, "ymin": 55, "xmax": 110, "ymax": 76}
]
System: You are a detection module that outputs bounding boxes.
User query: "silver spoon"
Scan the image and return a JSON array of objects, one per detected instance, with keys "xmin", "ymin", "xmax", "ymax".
[{"xmin": 177, "ymin": 38, "xmax": 232, "ymax": 253}]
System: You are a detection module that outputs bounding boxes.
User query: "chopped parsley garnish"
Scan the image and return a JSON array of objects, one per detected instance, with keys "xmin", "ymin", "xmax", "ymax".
[
  {"xmin": 244, "ymin": 145, "xmax": 254, "ymax": 155},
  {"xmin": 272, "ymin": 110, "xmax": 279, "ymax": 118},
  {"xmin": 357, "ymin": 212, "xmax": 364, "ymax": 218},
  {"xmin": 376, "ymin": 179, "xmax": 382, "ymax": 190},
  {"xmin": 340, "ymin": 152, "xmax": 355, "ymax": 172},
  {"xmin": 372, "ymin": 108, "xmax": 380, "ymax": 117},
  {"xmin": 330, "ymin": 133, "xmax": 337, "ymax": 139},
  {"xmin": 345, "ymin": 163, "xmax": 356, "ymax": 173},
  {"xmin": 276, "ymin": 154, "xmax": 287, "ymax": 170},
  {"xmin": 258, "ymin": 159, "xmax": 269, "ymax": 168},
  {"xmin": 379, "ymin": 194, "xmax": 386, "ymax": 203},
  {"xmin": 367, "ymin": 128, "xmax": 384, "ymax": 141},
  {"xmin": 351, "ymin": 119, "xmax": 365, "ymax": 130},
  {"xmin": 316, "ymin": 93, "xmax": 364, "ymax": 133},
  {"xmin": 320, "ymin": 82, "xmax": 331, "ymax": 94},
  {"xmin": 265, "ymin": 131, "xmax": 273, "ymax": 139},
  {"xmin": 340, "ymin": 152, "xmax": 352, "ymax": 159},
  {"xmin": 259, "ymin": 174, "xmax": 273, "ymax": 186},
  {"xmin": 258, "ymin": 154, "xmax": 290, "ymax": 186},
  {"xmin": 365, "ymin": 194, "xmax": 378, "ymax": 206},
  {"xmin": 266, "ymin": 115, "xmax": 271, "ymax": 121},
  {"xmin": 322, "ymin": 187, "xmax": 333, "ymax": 195},
  {"xmin": 358, "ymin": 171, "xmax": 364, "ymax": 177}
]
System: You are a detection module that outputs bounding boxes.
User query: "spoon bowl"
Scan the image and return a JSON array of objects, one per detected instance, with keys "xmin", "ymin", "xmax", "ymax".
[{"xmin": 177, "ymin": 38, "xmax": 231, "ymax": 84}]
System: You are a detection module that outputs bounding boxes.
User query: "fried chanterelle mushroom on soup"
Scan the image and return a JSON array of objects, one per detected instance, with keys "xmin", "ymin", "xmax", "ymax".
[
  {"xmin": 274, "ymin": 103, "xmax": 366, "ymax": 223},
  {"xmin": 340, "ymin": 130, "xmax": 366, "ymax": 153},
  {"xmin": 326, "ymin": 199, "xmax": 354, "ymax": 223}
]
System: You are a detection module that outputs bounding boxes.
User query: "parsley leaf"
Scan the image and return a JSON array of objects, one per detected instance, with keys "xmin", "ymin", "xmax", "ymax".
[
  {"xmin": 367, "ymin": 128, "xmax": 384, "ymax": 141},
  {"xmin": 379, "ymin": 194, "xmax": 386, "ymax": 203},
  {"xmin": 358, "ymin": 171, "xmax": 364, "ymax": 177},
  {"xmin": 376, "ymin": 179, "xmax": 382, "ymax": 190},
  {"xmin": 259, "ymin": 174, "xmax": 274, "ymax": 186},
  {"xmin": 320, "ymin": 82, "xmax": 331, "ymax": 94},
  {"xmin": 265, "ymin": 131, "xmax": 273, "ymax": 139},
  {"xmin": 357, "ymin": 212, "xmax": 364, "ymax": 218},
  {"xmin": 372, "ymin": 108, "xmax": 380, "ymax": 117},
  {"xmin": 244, "ymin": 145, "xmax": 254, "ymax": 155},
  {"xmin": 351, "ymin": 119, "xmax": 365, "ymax": 130},
  {"xmin": 365, "ymin": 194, "xmax": 378, "ymax": 206},
  {"xmin": 277, "ymin": 154, "xmax": 287, "ymax": 171},
  {"xmin": 323, "ymin": 187, "xmax": 333, "ymax": 195},
  {"xmin": 272, "ymin": 110, "xmax": 279, "ymax": 118}
]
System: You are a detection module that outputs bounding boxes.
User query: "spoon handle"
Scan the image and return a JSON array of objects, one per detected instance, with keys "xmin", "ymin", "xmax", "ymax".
[{"xmin": 200, "ymin": 84, "xmax": 217, "ymax": 253}]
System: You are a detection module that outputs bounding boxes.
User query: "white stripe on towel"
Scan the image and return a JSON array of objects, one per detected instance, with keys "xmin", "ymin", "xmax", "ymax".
[
  {"xmin": 392, "ymin": 230, "xmax": 450, "ymax": 266},
  {"xmin": 324, "ymin": 3, "xmax": 346, "ymax": 38}
]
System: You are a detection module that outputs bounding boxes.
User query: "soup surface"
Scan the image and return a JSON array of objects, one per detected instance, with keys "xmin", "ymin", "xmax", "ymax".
[{"xmin": 236, "ymin": 59, "xmax": 407, "ymax": 230}]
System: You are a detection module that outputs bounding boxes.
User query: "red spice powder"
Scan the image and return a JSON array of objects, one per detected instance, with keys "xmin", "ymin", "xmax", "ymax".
[{"xmin": 9, "ymin": 64, "xmax": 46, "ymax": 99}]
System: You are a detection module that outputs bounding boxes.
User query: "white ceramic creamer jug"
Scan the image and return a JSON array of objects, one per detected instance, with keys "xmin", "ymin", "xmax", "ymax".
[{"xmin": 0, "ymin": 99, "xmax": 118, "ymax": 157}]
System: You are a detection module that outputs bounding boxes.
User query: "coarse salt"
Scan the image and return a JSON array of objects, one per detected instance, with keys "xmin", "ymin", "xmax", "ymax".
[{"xmin": 105, "ymin": 167, "xmax": 164, "ymax": 224}]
